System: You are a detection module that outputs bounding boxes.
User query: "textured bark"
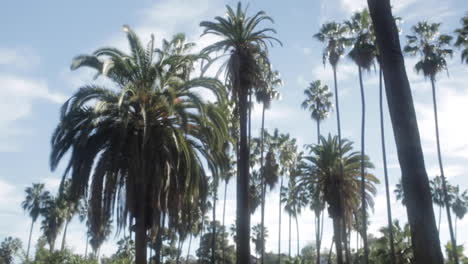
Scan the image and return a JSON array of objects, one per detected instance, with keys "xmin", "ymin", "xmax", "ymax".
[
  {"xmin": 431, "ymin": 77, "xmax": 459, "ymax": 264},
  {"xmin": 379, "ymin": 67, "xmax": 396, "ymax": 264},
  {"xmin": 367, "ymin": 1, "xmax": 444, "ymax": 263}
]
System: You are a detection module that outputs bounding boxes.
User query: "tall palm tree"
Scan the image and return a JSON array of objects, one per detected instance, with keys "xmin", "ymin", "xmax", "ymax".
[
  {"xmin": 451, "ymin": 186, "xmax": 467, "ymax": 242},
  {"xmin": 313, "ymin": 22, "xmax": 350, "ymax": 264},
  {"xmin": 454, "ymin": 15, "xmax": 468, "ymax": 64},
  {"xmin": 404, "ymin": 21, "xmax": 458, "ymax": 264},
  {"xmin": 301, "ymin": 80, "xmax": 333, "ymax": 144},
  {"xmin": 58, "ymin": 179, "xmax": 82, "ymax": 251},
  {"xmin": 367, "ymin": 1, "xmax": 445, "ymax": 262},
  {"xmin": 50, "ymin": 28, "xmax": 229, "ymax": 264},
  {"xmin": 40, "ymin": 195, "xmax": 65, "ymax": 252},
  {"xmin": 346, "ymin": 9, "xmax": 377, "ymax": 263},
  {"xmin": 303, "ymin": 135, "xmax": 378, "ymax": 264},
  {"xmin": 200, "ymin": 4, "xmax": 280, "ymax": 263},
  {"xmin": 255, "ymin": 63, "xmax": 281, "ymax": 264},
  {"xmin": 21, "ymin": 183, "xmax": 50, "ymax": 260}
]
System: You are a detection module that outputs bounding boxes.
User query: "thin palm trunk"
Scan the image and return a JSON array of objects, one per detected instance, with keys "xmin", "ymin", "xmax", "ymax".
[
  {"xmin": 222, "ymin": 180, "xmax": 228, "ymax": 264},
  {"xmin": 212, "ymin": 184, "xmax": 218, "ymax": 264},
  {"xmin": 379, "ymin": 66, "xmax": 396, "ymax": 264},
  {"xmin": 177, "ymin": 238, "xmax": 183, "ymax": 264},
  {"xmin": 156, "ymin": 213, "xmax": 166, "ymax": 264},
  {"xmin": 26, "ymin": 220, "xmax": 34, "ymax": 260},
  {"xmin": 237, "ymin": 75, "xmax": 251, "ymax": 264},
  {"xmin": 260, "ymin": 103, "xmax": 267, "ymax": 264},
  {"xmin": 187, "ymin": 234, "xmax": 193, "ymax": 263},
  {"xmin": 333, "ymin": 63, "xmax": 345, "ymax": 264},
  {"xmin": 295, "ymin": 216, "xmax": 300, "ymax": 257},
  {"xmin": 61, "ymin": 219, "xmax": 70, "ymax": 251},
  {"xmin": 431, "ymin": 77, "xmax": 459, "ymax": 264},
  {"xmin": 85, "ymin": 233, "xmax": 89, "ymax": 258},
  {"xmin": 367, "ymin": 1, "xmax": 444, "ymax": 262},
  {"xmin": 342, "ymin": 220, "xmax": 351, "ymax": 264},
  {"xmin": 278, "ymin": 177, "xmax": 283, "ymax": 264},
  {"xmin": 438, "ymin": 205, "xmax": 442, "ymax": 233},
  {"xmin": 455, "ymin": 217, "xmax": 458, "ymax": 243},
  {"xmin": 358, "ymin": 66, "xmax": 369, "ymax": 264},
  {"xmin": 315, "ymin": 213, "xmax": 321, "ymax": 264},
  {"xmin": 288, "ymin": 213, "xmax": 292, "ymax": 259}
]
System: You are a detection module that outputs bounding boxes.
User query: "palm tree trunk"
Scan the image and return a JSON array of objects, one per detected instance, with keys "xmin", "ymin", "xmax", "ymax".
[
  {"xmin": 85, "ymin": 233, "xmax": 89, "ymax": 259},
  {"xmin": 327, "ymin": 239, "xmax": 334, "ymax": 264},
  {"xmin": 260, "ymin": 103, "xmax": 267, "ymax": 264},
  {"xmin": 136, "ymin": 205, "xmax": 148, "ymax": 264},
  {"xmin": 379, "ymin": 66, "xmax": 396, "ymax": 264},
  {"xmin": 315, "ymin": 213, "xmax": 321, "ymax": 264},
  {"xmin": 278, "ymin": 177, "xmax": 283, "ymax": 264},
  {"xmin": 332, "ymin": 217, "xmax": 344, "ymax": 264},
  {"xmin": 455, "ymin": 217, "xmax": 458, "ymax": 243},
  {"xmin": 332, "ymin": 62, "xmax": 345, "ymax": 264},
  {"xmin": 61, "ymin": 219, "xmax": 70, "ymax": 251},
  {"xmin": 295, "ymin": 216, "xmax": 300, "ymax": 257},
  {"xmin": 367, "ymin": 1, "xmax": 444, "ymax": 262},
  {"xmin": 358, "ymin": 65, "xmax": 369, "ymax": 264},
  {"xmin": 237, "ymin": 76, "xmax": 251, "ymax": 264},
  {"xmin": 288, "ymin": 213, "xmax": 291, "ymax": 259},
  {"xmin": 26, "ymin": 220, "xmax": 34, "ymax": 260},
  {"xmin": 212, "ymin": 183, "xmax": 218, "ymax": 264},
  {"xmin": 317, "ymin": 120, "xmax": 321, "ymax": 144},
  {"xmin": 156, "ymin": 213, "xmax": 166, "ymax": 264},
  {"xmin": 431, "ymin": 76, "xmax": 459, "ymax": 264},
  {"xmin": 223, "ymin": 180, "xmax": 228, "ymax": 264},
  {"xmin": 342, "ymin": 220, "xmax": 351, "ymax": 264},
  {"xmin": 177, "ymin": 238, "xmax": 183, "ymax": 264},
  {"xmin": 438, "ymin": 205, "xmax": 442, "ymax": 232},
  {"xmin": 187, "ymin": 234, "xmax": 193, "ymax": 262}
]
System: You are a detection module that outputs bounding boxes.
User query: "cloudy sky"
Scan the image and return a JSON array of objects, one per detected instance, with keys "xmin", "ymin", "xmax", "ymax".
[{"xmin": 0, "ymin": 0, "xmax": 467, "ymax": 259}]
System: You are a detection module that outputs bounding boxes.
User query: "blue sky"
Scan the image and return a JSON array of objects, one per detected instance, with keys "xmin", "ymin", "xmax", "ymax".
[{"xmin": 1, "ymin": 0, "xmax": 467, "ymax": 259}]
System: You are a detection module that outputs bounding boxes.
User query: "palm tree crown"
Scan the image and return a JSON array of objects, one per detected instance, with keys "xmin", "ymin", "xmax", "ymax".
[
  {"xmin": 22, "ymin": 183, "xmax": 50, "ymax": 223},
  {"xmin": 454, "ymin": 15, "xmax": 468, "ymax": 63},
  {"xmin": 314, "ymin": 22, "xmax": 351, "ymax": 68},
  {"xmin": 404, "ymin": 21, "xmax": 453, "ymax": 80},
  {"xmin": 301, "ymin": 80, "xmax": 333, "ymax": 123}
]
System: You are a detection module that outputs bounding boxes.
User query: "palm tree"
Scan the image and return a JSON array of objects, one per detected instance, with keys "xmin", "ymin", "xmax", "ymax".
[
  {"xmin": 367, "ymin": 1, "xmax": 445, "ymax": 262},
  {"xmin": 77, "ymin": 200, "xmax": 90, "ymax": 258},
  {"xmin": 430, "ymin": 175, "xmax": 446, "ymax": 232},
  {"xmin": 454, "ymin": 15, "xmax": 468, "ymax": 64},
  {"xmin": 40, "ymin": 195, "xmax": 65, "ymax": 252},
  {"xmin": 50, "ymin": 28, "xmax": 229, "ymax": 264},
  {"xmin": 303, "ymin": 135, "xmax": 378, "ymax": 264},
  {"xmin": 89, "ymin": 218, "xmax": 112, "ymax": 260},
  {"xmin": 301, "ymin": 80, "xmax": 333, "ymax": 144},
  {"xmin": 200, "ymin": 4, "xmax": 280, "ymax": 263},
  {"xmin": 21, "ymin": 183, "xmax": 50, "ymax": 260},
  {"xmin": 346, "ymin": 10, "xmax": 377, "ymax": 263},
  {"xmin": 451, "ymin": 186, "xmax": 467, "ymax": 242},
  {"xmin": 314, "ymin": 22, "xmax": 350, "ymax": 264},
  {"xmin": 58, "ymin": 179, "xmax": 82, "ymax": 251},
  {"xmin": 404, "ymin": 21, "xmax": 458, "ymax": 264},
  {"xmin": 255, "ymin": 63, "xmax": 281, "ymax": 264}
]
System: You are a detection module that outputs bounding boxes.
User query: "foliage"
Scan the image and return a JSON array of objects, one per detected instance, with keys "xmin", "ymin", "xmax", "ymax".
[
  {"xmin": 251, "ymin": 223, "xmax": 268, "ymax": 257},
  {"xmin": 0, "ymin": 237, "xmax": 22, "ymax": 264},
  {"xmin": 196, "ymin": 221, "xmax": 235, "ymax": 264},
  {"xmin": 301, "ymin": 80, "xmax": 333, "ymax": 123},
  {"xmin": 454, "ymin": 15, "xmax": 468, "ymax": 63}
]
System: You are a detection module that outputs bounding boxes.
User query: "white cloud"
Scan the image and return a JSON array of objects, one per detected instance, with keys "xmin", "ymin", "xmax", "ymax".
[
  {"xmin": 0, "ymin": 73, "xmax": 66, "ymax": 152},
  {"xmin": 0, "ymin": 47, "xmax": 40, "ymax": 70}
]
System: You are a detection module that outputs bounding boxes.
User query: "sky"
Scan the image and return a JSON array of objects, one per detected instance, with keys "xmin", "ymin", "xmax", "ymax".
[{"xmin": 0, "ymin": 0, "xmax": 467, "ymax": 260}]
